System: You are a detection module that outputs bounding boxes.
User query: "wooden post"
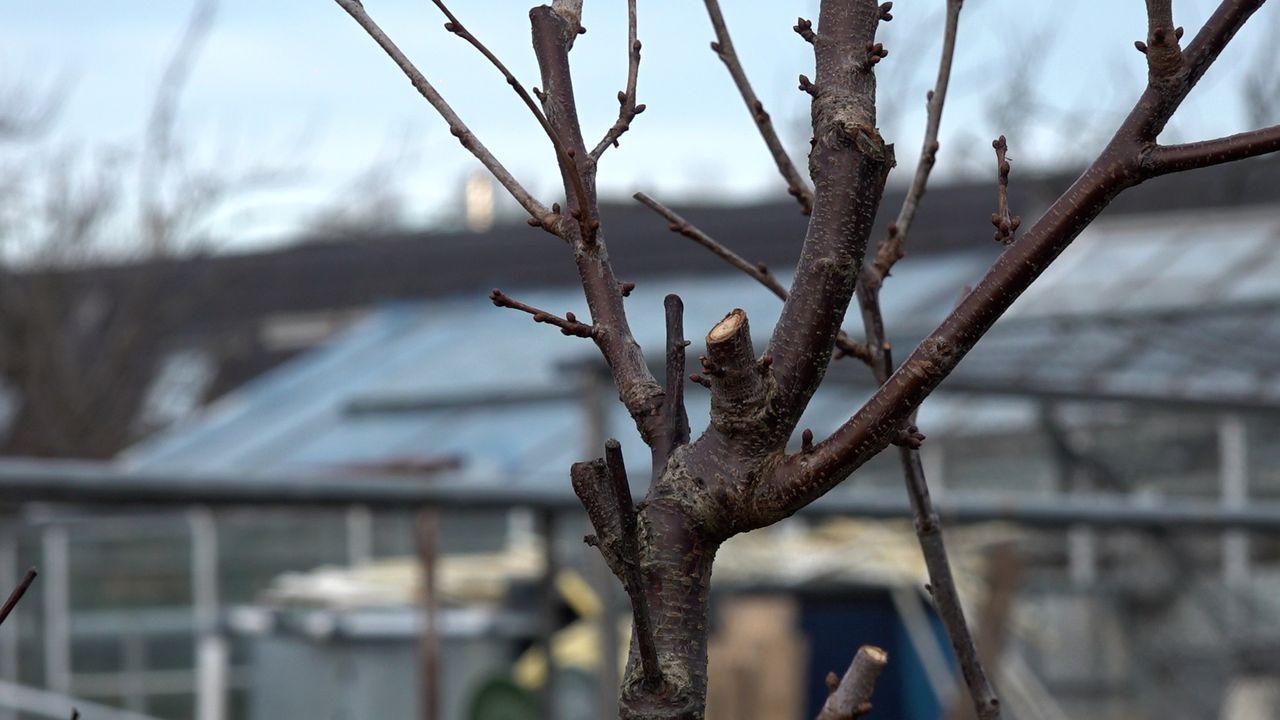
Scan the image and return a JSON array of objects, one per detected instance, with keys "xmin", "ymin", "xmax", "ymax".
[
  {"xmin": 415, "ymin": 510, "xmax": 441, "ymax": 720},
  {"xmin": 537, "ymin": 510, "xmax": 558, "ymax": 720}
]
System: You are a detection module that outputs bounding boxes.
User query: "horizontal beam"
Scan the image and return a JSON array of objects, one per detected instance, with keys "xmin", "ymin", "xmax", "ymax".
[
  {"xmin": 344, "ymin": 386, "xmax": 575, "ymax": 414},
  {"xmin": 928, "ymin": 375, "xmax": 1280, "ymax": 417},
  {"xmin": 340, "ymin": 356, "xmax": 1280, "ymax": 422},
  {"xmin": 0, "ymin": 678, "xmax": 164, "ymax": 720},
  {"xmin": 4, "ymin": 460, "xmax": 1280, "ymax": 531}
]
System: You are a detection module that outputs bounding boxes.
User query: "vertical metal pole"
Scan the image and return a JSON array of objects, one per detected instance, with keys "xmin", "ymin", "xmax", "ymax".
[
  {"xmin": 40, "ymin": 525, "xmax": 70, "ymax": 696},
  {"xmin": 415, "ymin": 511, "xmax": 441, "ymax": 720},
  {"xmin": 537, "ymin": 510, "xmax": 558, "ymax": 720},
  {"xmin": 189, "ymin": 507, "xmax": 226, "ymax": 720},
  {"xmin": 0, "ymin": 527, "xmax": 18, "ymax": 720},
  {"xmin": 580, "ymin": 364, "xmax": 620, "ymax": 717},
  {"xmin": 346, "ymin": 505, "xmax": 374, "ymax": 566},
  {"xmin": 1065, "ymin": 459, "xmax": 1097, "ymax": 588},
  {"xmin": 922, "ymin": 442, "xmax": 947, "ymax": 500},
  {"xmin": 1219, "ymin": 415, "xmax": 1250, "ymax": 586},
  {"xmin": 1042, "ymin": 403, "xmax": 1097, "ymax": 587},
  {"xmin": 122, "ymin": 633, "xmax": 148, "ymax": 715},
  {"xmin": 1067, "ymin": 523, "xmax": 1098, "ymax": 587}
]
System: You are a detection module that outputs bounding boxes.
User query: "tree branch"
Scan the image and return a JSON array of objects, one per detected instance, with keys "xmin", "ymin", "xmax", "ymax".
[
  {"xmin": 1143, "ymin": 124, "xmax": 1280, "ymax": 175},
  {"xmin": 703, "ymin": 0, "xmax": 814, "ymax": 215},
  {"xmin": 490, "ymin": 288, "xmax": 595, "ymax": 338},
  {"xmin": 333, "ymin": 0, "xmax": 559, "ymax": 231},
  {"xmin": 429, "ymin": 0, "xmax": 592, "ymax": 239},
  {"xmin": 1133, "ymin": 0, "xmax": 1265, "ymax": 142},
  {"xmin": 855, "ymin": 276, "xmax": 1000, "ymax": 720},
  {"xmin": 590, "ymin": 0, "xmax": 644, "ymax": 161},
  {"xmin": 816, "ymin": 645, "xmax": 888, "ymax": 720},
  {"xmin": 759, "ymin": 0, "xmax": 1270, "ymax": 519},
  {"xmin": 703, "ymin": 310, "xmax": 768, "ymax": 435},
  {"xmin": 572, "ymin": 442, "xmax": 662, "ymax": 692},
  {"xmin": 0, "ymin": 567, "xmax": 36, "ymax": 626},
  {"xmin": 634, "ymin": 192, "xmax": 787, "ymax": 300},
  {"xmin": 139, "ymin": 0, "xmax": 216, "ymax": 254},
  {"xmin": 1140, "ymin": 0, "xmax": 1184, "ymax": 83},
  {"xmin": 765, "ymin": 0, "xmax": 891, "ymax": 428},
  {"xmin": 870, "ymin": 0, "xmax": 963, "ymax": 283},
  {"xmin": 990, "ymin": 136, "xmax": 1020, "ymax": 245},
  {"xmin": 634, "ymin": 191, "xmax": 873, "ymax": 364},
  {"xmin": 603, "ymin": 440, "xmax": 660, "ymax": 690},
  {"xmin": 528, "ymin": 6, "xmax": 667, "ymax": 454},
  {"xmin": 656, "ymin": 294, "xmax": 691, "ymax": 466}
]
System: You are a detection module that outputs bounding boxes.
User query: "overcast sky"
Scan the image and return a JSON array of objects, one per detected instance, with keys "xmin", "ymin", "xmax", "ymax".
[{"xmin": 2, "ymin": 0, "xmax": 1275, "ymax": 248}]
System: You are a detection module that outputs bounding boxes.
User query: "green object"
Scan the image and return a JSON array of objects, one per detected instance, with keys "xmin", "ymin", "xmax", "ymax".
[{"xmin": 468, "ymin": 676, "xmax": 537, "ymax": 720}]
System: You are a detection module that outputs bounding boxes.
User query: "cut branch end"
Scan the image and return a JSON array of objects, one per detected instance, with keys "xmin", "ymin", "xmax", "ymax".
[{"xmin": 816, "ymin": 645, "xmax": 889, "ymax": 720}]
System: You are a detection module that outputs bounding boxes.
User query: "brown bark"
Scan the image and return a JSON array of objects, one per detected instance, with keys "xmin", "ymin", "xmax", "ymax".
[{"xmin": 766, "ymin": 0, "xmax": 890, "ymax": 425}]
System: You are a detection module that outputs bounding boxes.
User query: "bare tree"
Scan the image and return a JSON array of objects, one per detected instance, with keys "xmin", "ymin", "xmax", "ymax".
[
  {"xmin": 0, "ymin": 1, "xmax": 225, "ymax": 458},
  {"xmin": 0, "ymin": 0, "xmax": 382, "ymax": 458},
  {"xmin": 335, "ymin": 0, "xmax": 1280, "ymax": 718}
]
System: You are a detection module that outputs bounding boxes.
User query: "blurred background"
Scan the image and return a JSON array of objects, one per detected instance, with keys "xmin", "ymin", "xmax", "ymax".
[{"xmin": 0, "ymin": 1, "xmax": 1278, "ymax": 718}]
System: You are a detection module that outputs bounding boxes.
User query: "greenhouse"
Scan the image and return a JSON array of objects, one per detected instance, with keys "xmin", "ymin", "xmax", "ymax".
[{"xmin": 0, "ymin": 174, "xmax": 1278, "ymax": 718}]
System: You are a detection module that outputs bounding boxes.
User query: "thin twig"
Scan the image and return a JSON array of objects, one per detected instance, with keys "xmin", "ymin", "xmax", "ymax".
[
  {"xmin": 0, "ymin": 567, "xmax": 36, "ymax": 626},
  {"xmin": 948, "ymin": 543, "xmax": 1021, "ymax": 720},
  {"xmin": 703, "ymin": 0, "xmax": 813, "ymax": 214},
  {"xmin": 590, "ymin": 0, "xmax": 645, "ymax": 161},
  {"xmin": 634, "ymin": 192, "xmax": 873, "ymax": 364},
  {"xmin": 855, "ymin": 282, "xmax": 1001, "ymax": 720},
  {"xmin": 489, "ymin": 288, "xmax": 595, "ymax": 338},
  {"xmin": 333, "ymin": 0, "xmax": 560, "ymax": 231},
  {"xmin": 635, "ymin": 192, "xmax": 787, "ymax": 299},
  {"xmin": 990, "ymin": 136, "xmax": 1020, "ymax": 245},
  {"xmin": 428, "ymin": 0, "xmax": 595, "ymax": 241},
  {"xmin": 844, "ymin": 3, "xmax": 997, "ymax": 716},
  {"xmin": 871, "ymin": 0, "xmax": 963, "ymax": 282},
  {"xmin": 139, "ymin": 0, "xmax": 217, "ymax": 254},
  {"xmin": 816, "ymin": 645, "xmax": 888, "ymax": 720}
]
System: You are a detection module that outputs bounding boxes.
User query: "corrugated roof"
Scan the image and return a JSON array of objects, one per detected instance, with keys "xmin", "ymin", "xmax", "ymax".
[{"xmin": 125, "ymin": 205, "xmax": 1280, "ymax": 487}]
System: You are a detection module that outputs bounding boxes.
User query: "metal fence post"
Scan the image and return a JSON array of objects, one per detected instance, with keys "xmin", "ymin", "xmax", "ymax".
[{"xmin": 189, "ymin": 508, "xmax": 226, "ymax": 720}]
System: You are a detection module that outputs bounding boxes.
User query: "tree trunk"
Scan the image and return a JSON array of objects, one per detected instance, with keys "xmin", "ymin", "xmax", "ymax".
[{"xmin": 618, "ymin": 498, "xmax": 719, "ymax": 720}]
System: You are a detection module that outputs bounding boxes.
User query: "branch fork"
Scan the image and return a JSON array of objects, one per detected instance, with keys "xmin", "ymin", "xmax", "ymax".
[
  {"xmin": 590, "ymin": 0, "xmax": 644, "ymax": 161},
  {"xmin": 634, "ymin": 192, "xmax": 874, "ymax": 365}
]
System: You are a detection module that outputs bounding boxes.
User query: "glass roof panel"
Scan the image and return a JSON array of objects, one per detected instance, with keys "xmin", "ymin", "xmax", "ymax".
[{"xmin": 126, "ymin": 206, "xmax": 1280, "ymax": 483}]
